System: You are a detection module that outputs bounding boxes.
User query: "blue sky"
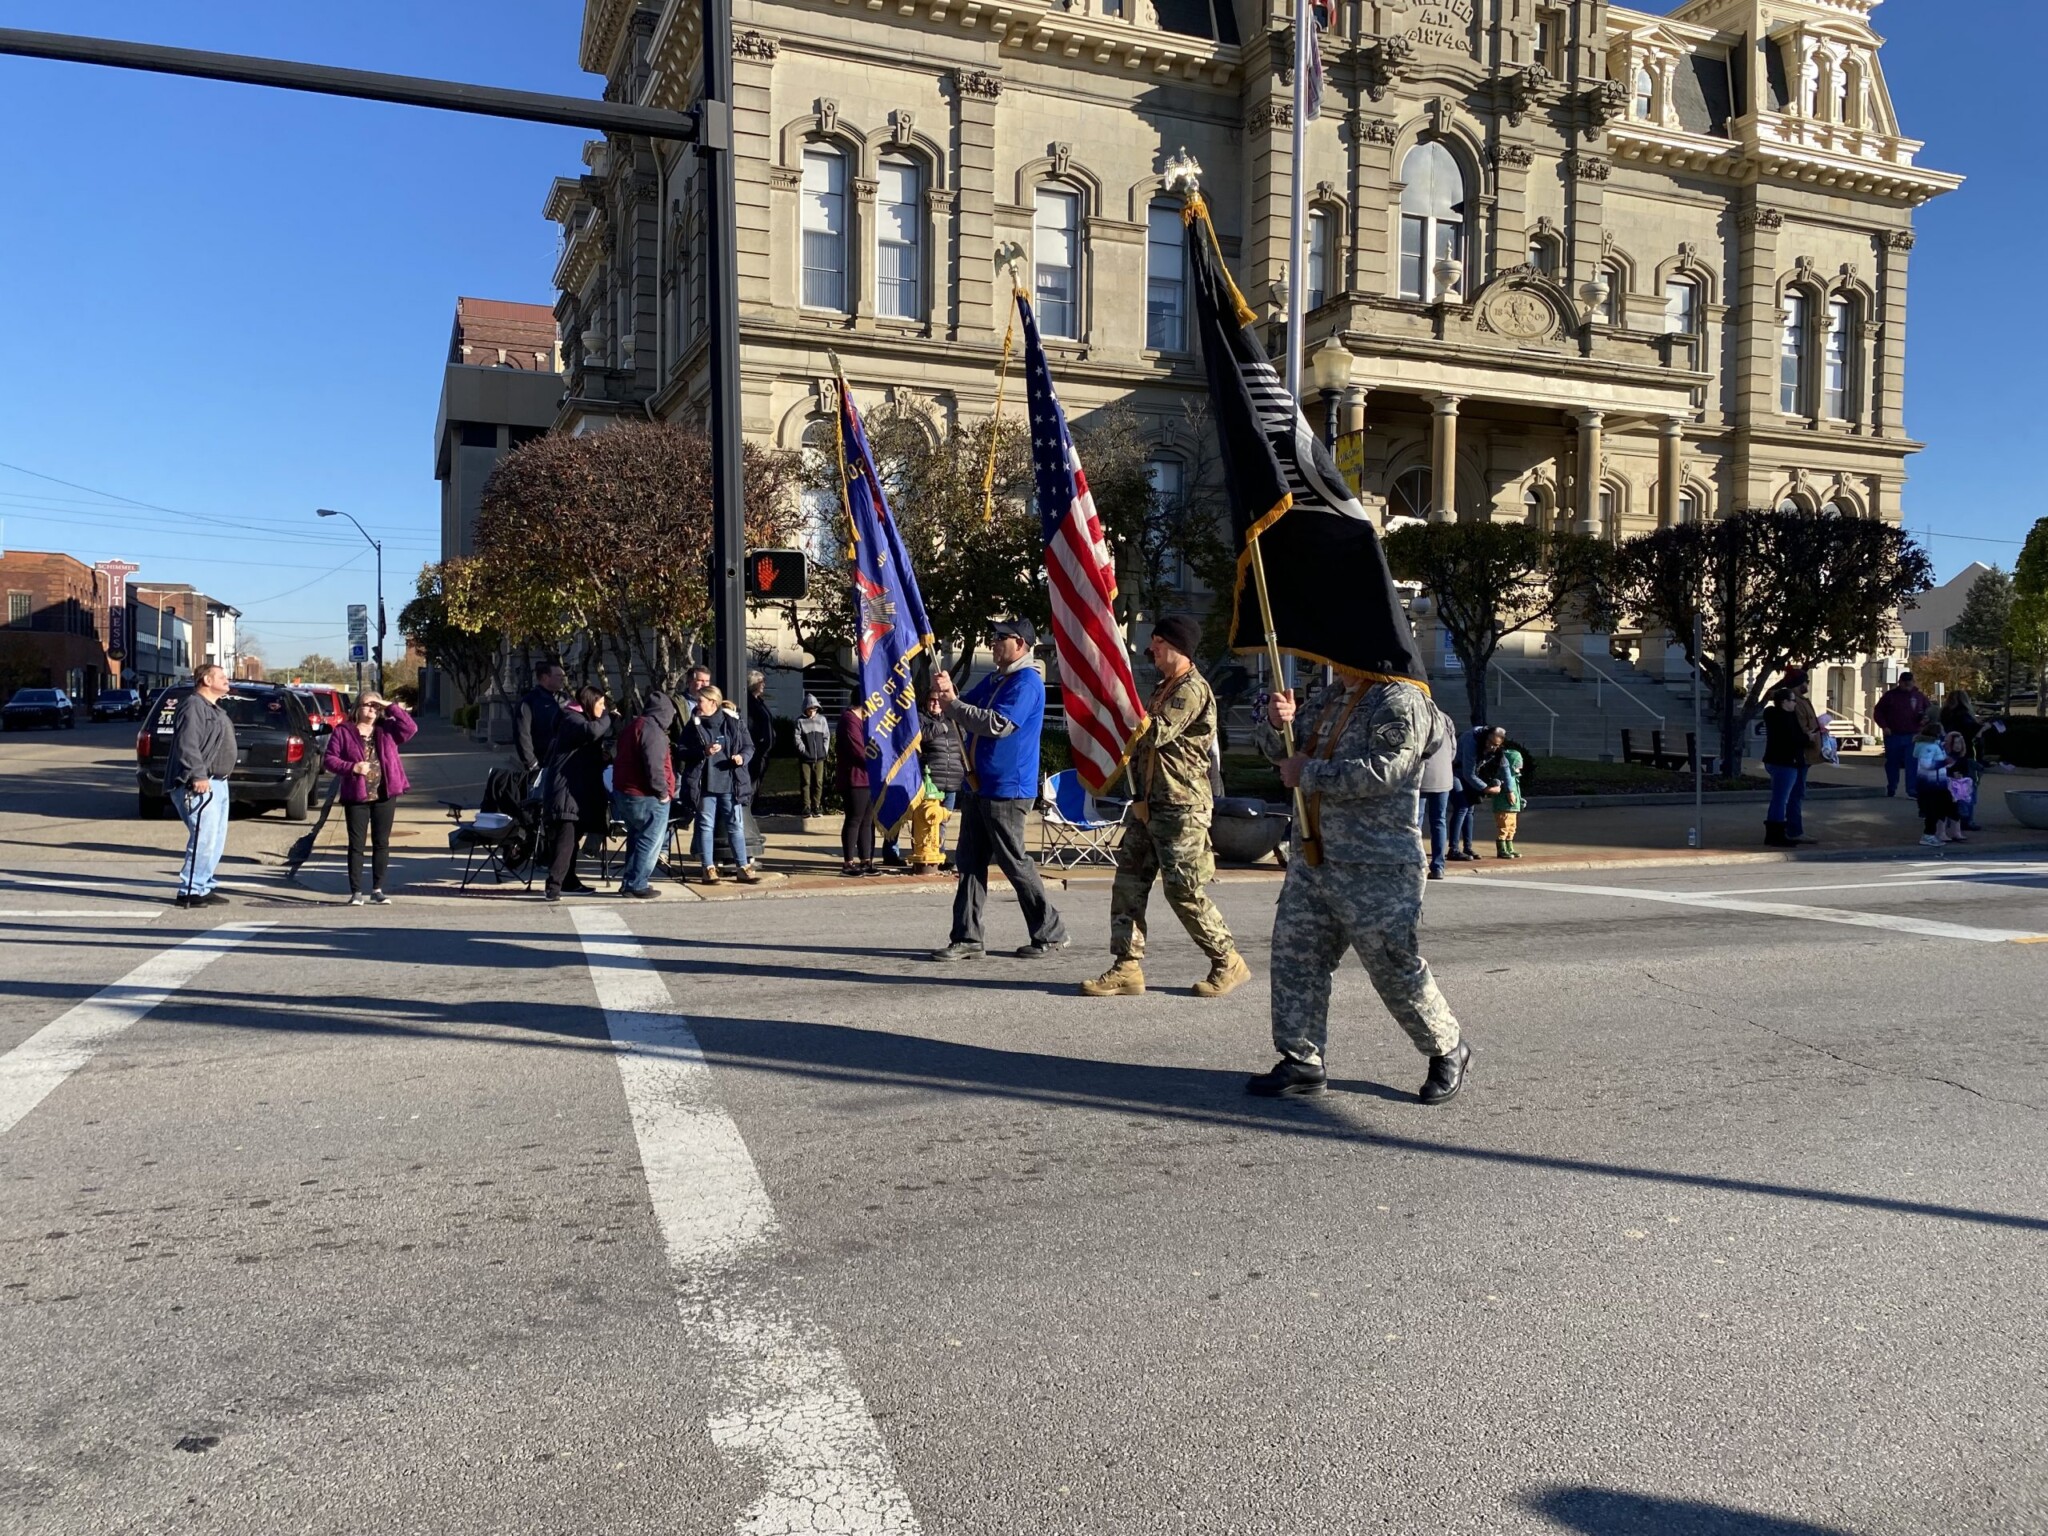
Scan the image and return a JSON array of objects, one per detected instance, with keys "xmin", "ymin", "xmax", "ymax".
[{"xmin": 0, "ymin": 2, "xmax": 2033, "ymax": 670}]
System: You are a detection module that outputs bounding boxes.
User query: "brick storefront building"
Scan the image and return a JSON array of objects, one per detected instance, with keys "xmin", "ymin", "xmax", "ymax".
[{"xmin": 0, "ymin": 550, "xmax": 111, "ymax": 700}]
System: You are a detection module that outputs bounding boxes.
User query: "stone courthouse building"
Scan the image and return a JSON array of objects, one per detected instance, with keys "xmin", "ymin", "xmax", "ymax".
[{"xmin": 544, "ymin": 0, "xmax": 1957, "ymax": 728}]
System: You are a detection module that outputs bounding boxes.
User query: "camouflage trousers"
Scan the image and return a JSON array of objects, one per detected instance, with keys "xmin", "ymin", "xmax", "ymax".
[
  {"xmin": 1270, "ymin": 859, "xmax": 1460, "ymax": 1064},
  {"xmin": 1109, "ymin": 807, "xmax": 1236, "ymax": 963}
]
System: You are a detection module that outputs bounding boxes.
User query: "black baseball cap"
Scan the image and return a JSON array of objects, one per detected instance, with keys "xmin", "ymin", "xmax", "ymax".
[{"xmin": 989, "ymin": 617, "xmax": 1037, "ymax": 647}]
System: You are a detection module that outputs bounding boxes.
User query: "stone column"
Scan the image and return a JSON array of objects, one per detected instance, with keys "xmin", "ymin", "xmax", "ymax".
[
  {"xmin": 1658, "ymin": 416, "xmax": 1684, "ymax": 527},
  {"xmin": 1731, "ymin": 202, "xmax": 1785, "ymax": 505},
  {"xmin": 950, "ymin": 70, "xmax": 1002, "ymax": 339},
  {"xmin": 1874, "ymin": 229, "xmax": 1913, "ymax": 440},
  {"xmin": 1431, "ymin": 395, "xmax": 1462, "ymax": 522},
  {"xmin": 1576, "ymin": 408, "xmax": 1604, "ymax": 534},
  {"xmin": 1341, "ymin": 385, "xmax": 1367, "ymax": 437}
]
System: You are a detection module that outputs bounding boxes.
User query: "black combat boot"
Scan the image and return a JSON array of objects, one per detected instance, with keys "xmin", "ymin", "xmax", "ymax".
[
  {"xmin": 1418, "ymin": 1043, "xmax": 1473, "ymax": 1105},
  {"xmin": 1246, "ymin": 1057, "xmax": 1327, "ymax": 1098}
]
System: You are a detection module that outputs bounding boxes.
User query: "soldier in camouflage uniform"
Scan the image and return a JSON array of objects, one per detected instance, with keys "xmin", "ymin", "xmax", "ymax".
[
  {"xmin": 1080, "ymin": 616, "xmax": 1251, "ymax": 999},
  {"xmin": 1245, "ymin": 673, "xmax": 1474, "ymax": 1103}
]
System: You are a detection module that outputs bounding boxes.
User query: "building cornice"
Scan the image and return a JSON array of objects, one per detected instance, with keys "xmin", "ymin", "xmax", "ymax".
[{"xmin": 580, "ymin": 0, "xmax": 637, "ymax": 76}]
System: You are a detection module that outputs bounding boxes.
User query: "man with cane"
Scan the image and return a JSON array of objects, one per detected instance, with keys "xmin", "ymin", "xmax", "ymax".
[{"xmin": 164, "ymin": 664, "xmax": 238, "ymax": 908}]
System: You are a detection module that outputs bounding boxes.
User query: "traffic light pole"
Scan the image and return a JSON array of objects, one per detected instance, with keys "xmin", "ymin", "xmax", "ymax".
[
  {"xmin": 0, "ymin": 25, "xmax": 750, "ymax": 701},
  {"xmin": 700, "ymin": 0, "xmax": 747, "ymax": 705}
]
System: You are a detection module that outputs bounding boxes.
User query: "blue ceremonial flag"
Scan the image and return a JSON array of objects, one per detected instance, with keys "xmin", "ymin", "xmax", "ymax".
[{"xmin": 836, "ymin": 381, "xmax": 935, "ymax": 835}]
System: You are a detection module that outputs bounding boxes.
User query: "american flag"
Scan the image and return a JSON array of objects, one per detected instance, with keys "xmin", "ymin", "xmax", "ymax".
[{"xmin": 1016, "ymin": 293, "xmax": 1147, "ymax": 793}]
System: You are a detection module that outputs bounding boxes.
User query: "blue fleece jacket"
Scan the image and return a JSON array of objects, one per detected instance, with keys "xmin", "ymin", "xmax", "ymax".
[{"xmin": 954, "ymin": 664, "xmax": 1045, "ymax": 800}]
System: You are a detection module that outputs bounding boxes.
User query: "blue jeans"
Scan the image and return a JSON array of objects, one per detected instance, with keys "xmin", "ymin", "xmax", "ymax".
[
  {"xmin": 1448, "ymin": 789, "xmax": 1478, "ymax": 854},
  {"xmin": 618, "ymin": 794, "xmax": 670, "ymax": 891},
  {"xmin": 174, "ymin": 784, "xmax": 229, "ymax": 895},
  {"xmin": 1418, "ymin": 790, "xmax": 1449, "ymax": 873},
  {"xmin": 1883, "ymin": 733, "xmax": 1916, "ymax": 796},
  {"xmin": 1766, "ymin": 762, "xmax": 1808, "ymax": 837},
  {"xmin": 696, "ymin": 790, "xmax": 749, "ymax": 870}
]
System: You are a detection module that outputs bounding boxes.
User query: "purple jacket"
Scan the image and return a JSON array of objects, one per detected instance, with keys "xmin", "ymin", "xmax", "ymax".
[{"xmin": 323, "ymin": 705, "xmax": 418, "ymax": 803}]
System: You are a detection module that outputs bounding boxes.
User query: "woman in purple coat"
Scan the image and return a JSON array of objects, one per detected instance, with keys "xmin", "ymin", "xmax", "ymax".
[{"xmin": 322, "ymin": 692, "xmax": 419, "ymax": 905}]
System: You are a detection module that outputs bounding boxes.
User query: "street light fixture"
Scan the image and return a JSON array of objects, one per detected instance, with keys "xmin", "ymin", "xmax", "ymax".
[
  {"xmin": 315, "ymin": 507, "xmax": 383, "ymax": 695},
  {"xmin": 1308, "ymin": 336, "xmax": 1352, "ymax": 449}
]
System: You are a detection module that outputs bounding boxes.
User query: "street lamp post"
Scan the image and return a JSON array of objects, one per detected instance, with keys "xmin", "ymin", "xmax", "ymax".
[
  {"xmin": 1308, "ymin": 336, "xmax": 1352, "ymax": 450},
  {"xmin": 316, "ymin": 508, "xmax": 383, "ymax": 695}
]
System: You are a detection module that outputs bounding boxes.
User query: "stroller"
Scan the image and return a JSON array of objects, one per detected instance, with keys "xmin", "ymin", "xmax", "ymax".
[{"xmin": 445, "ymin": 766, "xmax": 545, "ymax": 889}]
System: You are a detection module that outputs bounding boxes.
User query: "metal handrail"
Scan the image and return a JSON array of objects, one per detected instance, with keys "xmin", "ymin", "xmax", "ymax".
[
  {"xmin": 1557, "ymin": 648, "xmax": 1667, "ymax": 727},
  {"xmin": 1492, "ymin": 667, "xmax": 1559, "ymax": 758}
]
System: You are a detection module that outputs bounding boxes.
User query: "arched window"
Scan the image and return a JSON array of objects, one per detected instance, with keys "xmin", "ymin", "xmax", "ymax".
[
  {"xmin": 876, "ymin": 155, "xmax": 923, "ymax": 321},
  {"xmin": 1146, "ymin": 200, "xmax": 1186, "ymax": 350},
  {"xmin": 1663, "ymin": 277, "xmax": 1699, "ymax": 335},
  {"xmin": 1035, "ymin": 187, "xmax": 1081, "ymax": 339},
  {"xmin": 1780, "ymin": 291, "xmax": 1809, "ymax": 415},
  {"xmin": 1634, "ymin": 68, "xmax": 1656, "ymax": 120},
  {"xmin": 1398, "ymin": 143, "xmax": 1466, "ymax": 302},
  {"xmin": 1147, "ymin": 457, "xmax": 1188, "ymax": 589},
  {"xmin": 1819, "ymin": 499, "xmax": 1847, "ymax": 519},
  {"xmin": 1524, "ymin": 486, "xmax": 1544, "ymax": 524},
  {"xmin": 1305, "ymin": 208, "xmax": 1332, "ymax": 310},
  {"xmin": 801, "ymin": 145, "xmax": 848, "ymax": 313},
  {"xmin": 1822, "ymin": 297, "xmax": 1853, "ymax": 420},
  {"xmin": 1528, "ymin": 230, "xmax": 1562, "ymax": 277},
  {"xmin": 1776, "ymin": 496, "xmax": 1803, "ymax": 514},
  {"xmin": 1391, "ymin": 468, "xmax": 1433, "ymax": 521},
  {"xmin": 1678, "ymin": 489, "xmax": 1701, "ymax": 523},
  {"xmin": 1598, "ymin": 485, "xmax": 1616, "ymax": 533}
]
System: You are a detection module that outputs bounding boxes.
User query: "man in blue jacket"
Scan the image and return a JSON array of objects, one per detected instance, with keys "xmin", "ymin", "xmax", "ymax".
[
  {"xmin": 1447, "ymin": 723, "xmax": 1503, "ymax": 862},
  {"xmin": 930, "ymin": 618, "xmax": 1069, "ymax": 960}
]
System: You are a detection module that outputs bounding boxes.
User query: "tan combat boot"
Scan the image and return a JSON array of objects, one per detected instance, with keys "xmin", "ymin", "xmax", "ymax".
[
  {"xmin": 1078, "ymin": 958, "xmax": 1146, "ymax": 997},
  {"xmin": 1192, "ymin": 951, "xmax": 1252, "ymax": 999}
]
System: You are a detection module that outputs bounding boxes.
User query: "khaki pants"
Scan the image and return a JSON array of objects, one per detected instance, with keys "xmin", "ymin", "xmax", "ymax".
[{"xmin": 1493, "ymin": 809, "xmax": 1519, "ymax": 842}]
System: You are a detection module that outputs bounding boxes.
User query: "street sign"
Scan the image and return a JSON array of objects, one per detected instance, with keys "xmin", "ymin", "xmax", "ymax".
[
  {"xmin": 348, "ymin": 642, "xmax": 368, "ymax": 665},
  {"xmin": 744, "ymin": 548, "xmax": 808, "ymax": 601},
  {"xmin": 1334, "ymin": 430, "xmax": 1366, "ymax": 499},
  {"xmin": 347, "ymin": 603, "xmax": 369, "ymax": 642}
]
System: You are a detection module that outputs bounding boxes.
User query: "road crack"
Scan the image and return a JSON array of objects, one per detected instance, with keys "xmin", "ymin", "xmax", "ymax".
[{"xmin": 1641, "ymin": 970, "xmax": 2044, "ymax": 1113}]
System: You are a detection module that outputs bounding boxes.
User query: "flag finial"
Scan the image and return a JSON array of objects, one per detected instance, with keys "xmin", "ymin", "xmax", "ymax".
[
  {"xmin": 993, "ymin": 240, "xmax": 1027, "ymax": 294},
  {"xmin": 1161, "ymin": 149, "xmax": 1203, "ymax": 197}
]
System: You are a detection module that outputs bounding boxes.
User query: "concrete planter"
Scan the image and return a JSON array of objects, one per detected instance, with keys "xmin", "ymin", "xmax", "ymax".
[
  {"xmin": 2005, "ymin": 790, "xmax": 2048, "ymax": 830},
  {"xmin": 1212, "ymin": 797, "xmax": 1290, "ymax": 866}
]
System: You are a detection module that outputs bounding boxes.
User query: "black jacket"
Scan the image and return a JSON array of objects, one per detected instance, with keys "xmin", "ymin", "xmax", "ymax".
[
  {"xmin": 1761, "ymin": 704, "xmax": 1809, "ymax": 769},
  {"xmin": 747, "ymin": 693, "xmax": 776, "ymax": 778},
  {"xmin": 677, "ymin": 706, "xmax": 754, "ymax": 804},
  {"xmin": 515, "ymin": 685, "xmax": 564, "ymax": 773},
  {"xmin": 920, "ymin": 707, "xmax": 966, "ymax": 792},
  {"xmin": 545, "ymin": 709, "xmax": 615, "ymax": 832}
]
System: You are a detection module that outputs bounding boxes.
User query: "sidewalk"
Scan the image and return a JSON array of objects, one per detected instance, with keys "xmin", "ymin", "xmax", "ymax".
[{"xmin": 269, "ymin": 728, "xmax": 2048, "ymax": 905}]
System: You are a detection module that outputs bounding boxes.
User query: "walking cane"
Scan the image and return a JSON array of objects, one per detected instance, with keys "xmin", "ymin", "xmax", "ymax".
[
  {"xmin": 179, "ymin": 786, "xmax": 213, "ymax": 899},
  {"xmin": 1246, "ymin": 532, "xmax": 1319, "ymax": 866}
]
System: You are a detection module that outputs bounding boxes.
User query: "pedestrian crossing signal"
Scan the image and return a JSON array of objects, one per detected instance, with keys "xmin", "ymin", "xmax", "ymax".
[{"xmin": 745, "ymin": 548, "xmax": 808, "ymax": 600}]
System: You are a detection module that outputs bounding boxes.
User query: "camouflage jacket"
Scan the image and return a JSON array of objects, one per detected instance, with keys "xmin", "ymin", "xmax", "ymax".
[
  {"xmin": 1256, "ymin": 678, "xmax": 1443, "ymax": 864},
  {"xmin": 1129, "ymin": 667, "xmax": 1217, "ymax": 814}
]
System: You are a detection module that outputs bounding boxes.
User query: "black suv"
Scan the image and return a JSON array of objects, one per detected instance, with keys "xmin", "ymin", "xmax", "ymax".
[
  {"xmin": 91, "ymin": 687, "xmax": 144, "ymax": 721},
  {"xmin": 136, "ymin": 683, "xmax": 321, "ymax": 821},
  {"xmin": 2, "ymin": 687, "xmax": 75, "ymax": 730}
]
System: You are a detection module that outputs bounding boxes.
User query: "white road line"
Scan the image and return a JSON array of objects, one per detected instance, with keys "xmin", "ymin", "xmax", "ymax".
[
  {"xmin": 572, "ymin": 909, "xmax": 921, "ymax": 1536},
  {"xmin": 1465, "ymin": 876, "xmax": 2048, "ymax": 944},
  {"xmin": 0, "ymin": 923, "xmax": 271, "ymax": 1137},
  {"xmin": 1684, "ymin": 875, "xmax": 2048, "ymax": 898},
  {"xmin": 0, "ymin": 909, "xmax": 165, "ymax": 919}
]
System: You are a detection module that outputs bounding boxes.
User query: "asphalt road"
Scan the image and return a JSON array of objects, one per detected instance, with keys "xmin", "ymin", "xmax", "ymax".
[{"xmin": 1, "ymin": 738, "xmax": 2043, "ymax": 1535}]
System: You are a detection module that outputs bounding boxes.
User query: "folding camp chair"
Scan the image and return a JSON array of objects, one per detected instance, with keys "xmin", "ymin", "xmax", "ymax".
[{"xmin": 1037, "ymin": 770, "xmax": 1129, "ymax": 869}]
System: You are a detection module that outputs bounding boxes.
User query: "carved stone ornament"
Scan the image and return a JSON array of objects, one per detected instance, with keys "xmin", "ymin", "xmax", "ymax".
[
  {"xmin": 1885, "ymin": 229, "xmax": 1916, "ymax": 251},
  {"xmin": 1246, "ymin": 102, "xmax": 1295, "ymax": 134},
  {"xmin": 769, "ymin": 166, "xmax": 800, "ymax": 190},
  {"xmin": 1473, "ymin": 271, "xmax": 1572, "ymax": 346},
  {"xmin": 1497, "ymin": 64, "xmax": 1550, "ymax": 127},
  {"xmin": 1359, "ymin": 36, "xmax": 1415, "ymax": 103},
  {"xmin": 891, "ymin": 109, "xmax": 916, "ymax": 146},
  {"xmin": 1351, "ymin": 113, "xmax": 1398, "ymax": 145},
  {"xmin": 815, "ymin": 376, "xmax": 841, "ymax": 417},
  {"xmin": 1575, "ymin": 78, "xmax": 1628, "ymax": 141},
  {"xmin": 818, "ymin": 99, "xmax": 839, "ymax": 136},
  {"xmin": 1737, "ymin": 207, "xmax": 1785, "ymax": 232},
  {"xmin": 1315, "ymin": 180, "xmax": 1340, "ymax": 205},
  {"xmin": 953, "ymin": 69, "xmax": 1002, "ymax": 101},
  {"xmin": 1570, "ymin": 152, "xmax": 1612, "ymax": 181},
  {"xmin": 733, "ymin": 30, "xmax": 779, "ymax": 60},
  {"xmin": 1489, "ymin": 142, "xmax": 1534, "ymax": 169},
  {"xmin": 1052, "ymin": 141, "xmax": 1073, "ymax": 178}
]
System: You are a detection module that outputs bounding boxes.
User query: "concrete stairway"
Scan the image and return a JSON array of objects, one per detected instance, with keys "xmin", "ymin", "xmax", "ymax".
[{"xmin": 1448, "ymin": 655, "xmax": 1706, "ymax": 762}]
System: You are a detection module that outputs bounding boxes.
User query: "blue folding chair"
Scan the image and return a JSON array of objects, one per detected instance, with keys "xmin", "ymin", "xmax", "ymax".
[{"xmin": 1038, "ymin": 769, "xmax": 1129, "ymax": 869}]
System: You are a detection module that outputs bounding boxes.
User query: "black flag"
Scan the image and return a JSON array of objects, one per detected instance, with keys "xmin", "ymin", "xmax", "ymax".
[{"xmin": 1182, "ymin": 194, "xmax": 1430, "ymax": 689}]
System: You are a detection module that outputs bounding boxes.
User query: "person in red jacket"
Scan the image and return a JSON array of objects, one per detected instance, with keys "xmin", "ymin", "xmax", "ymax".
[
  {"xmin": 612, "ymin": 691, "xmax": 678, "ymax": 897},
  {"xmin": 1872, "ymin": 672, "xmax": 1932, "ymax": 797},
  {"xmin": 322, "ymin": 692, "xmax": 418, "ymax": 905}
]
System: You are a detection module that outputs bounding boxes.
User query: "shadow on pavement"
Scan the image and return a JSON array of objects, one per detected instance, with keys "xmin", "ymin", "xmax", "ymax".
[{"xmin": 1521, "ymin": 1485, "xmax": 1858, "ymax": 1534}]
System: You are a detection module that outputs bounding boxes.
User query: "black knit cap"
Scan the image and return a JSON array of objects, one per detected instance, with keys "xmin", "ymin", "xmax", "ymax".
[{"xmin": 1152, "ymin": 613, "xmax": 1201, "ymax": 659}]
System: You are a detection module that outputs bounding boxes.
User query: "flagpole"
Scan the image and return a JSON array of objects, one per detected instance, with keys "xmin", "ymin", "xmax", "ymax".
[
  {"xmin": 1247, "ymin": 530, "xmax": 1318, "ymax": 865},
  {"xmin": 1285, "ymin": 0, "xmax": 1310, "ymax": 410}
]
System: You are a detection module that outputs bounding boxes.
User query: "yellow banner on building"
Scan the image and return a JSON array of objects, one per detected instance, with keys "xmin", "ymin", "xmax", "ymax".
[{"xmin": 1333, "ymin": 430, "xmax": 1366, "ymax": 499}]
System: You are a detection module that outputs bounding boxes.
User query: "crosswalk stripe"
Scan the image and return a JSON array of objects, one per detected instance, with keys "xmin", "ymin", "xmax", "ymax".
[
  {"xmin": 1465, "ymin": 876, "xmax": 2048, "ymax": 944},
  {"xmin": 0, "ymin": 923, "xmax": 271, "ymax": 1137},
  {"xmin": 572, "ymin": 909, "xmax": 921, "ymax": 1536}
]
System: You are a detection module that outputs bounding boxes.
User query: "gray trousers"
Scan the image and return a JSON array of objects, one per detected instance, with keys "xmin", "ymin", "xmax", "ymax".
[
  {"xmin": 949, "ymin": 792, "xmax": 1066, "ymax": 947},
  {"xmin": 1270, "ymin": 860, "xmax": 1460, "ymax": 1064}
]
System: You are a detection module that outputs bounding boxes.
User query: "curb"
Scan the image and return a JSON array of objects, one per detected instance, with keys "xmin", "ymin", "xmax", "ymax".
[{"xmin": 1524, "ymin": 785, "xmax": 1886, "ymax": 811}]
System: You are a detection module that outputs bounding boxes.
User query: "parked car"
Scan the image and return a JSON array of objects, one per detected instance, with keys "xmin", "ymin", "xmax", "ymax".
[
  {"xmin": 136, "ymin": 682, "xmax": 320, "ymax": 820},
  {"xmin": 293, "ymin": 684, "xmax": 350, "ymax": 733},
  {"xmin": 91, "ymin": 687, "xmax": 144, "ymax": 721},
  {"xmin": 2, "ymin": 687, "xmax": 75, "ymax": 730}
]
